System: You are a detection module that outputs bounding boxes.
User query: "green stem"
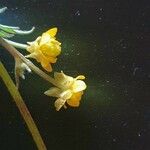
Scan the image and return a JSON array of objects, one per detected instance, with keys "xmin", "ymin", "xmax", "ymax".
[{"xmin": 0, "ymin": 61, "xmax": 47, "ymax": 150}]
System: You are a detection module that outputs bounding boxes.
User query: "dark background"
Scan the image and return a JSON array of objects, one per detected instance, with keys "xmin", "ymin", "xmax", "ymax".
[{"xmin": 0, "ymin": 0, "xmax": 150, "ymax": 150}]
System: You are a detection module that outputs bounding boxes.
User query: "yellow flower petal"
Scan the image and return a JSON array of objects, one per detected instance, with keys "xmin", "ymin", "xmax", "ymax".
[
  {"xmin": 27, "ymin": 42, "xmax": 39, "ymax": 53},
  {"xmin": 44, "ymin": 87, "xmax": 61, "ymax": 97},
  {"xmin": 40, "ymin": 43, "xmax": 61, "ymax": 57},
  {"xmin": 54, "ymin": 98, "xmax": 66, "ymax": 111},
  {"xmin": 40, "ymin": 33, "xmax": 51, "ymax": 45},
  {"xmin": 67, "ymin": 91, "xmax": 83, "ymax": 107},
  {"xmin": 75, "ymin": 75, "xmax": 85, "ymax": 80},
  {"xmin": 26, "ymin": 52, "xmax": 37, "ymax": 59},
  {"xmin": 60, "ymin": 90, "xmax": 72, "ymax": 99},
  {"xmin": 54, "ymin": 72, "xmax": 65, "ymax": 85},
  {"xmin": 41, "ymin": 60, "xmax": 52, "ymax": 72},
  {"xmin": 54, "ymin": 72, "xmax": 74, "ymax": 88},
  {"xmin": 46, "ymin": 27, "xmax": 57, "ymax": 37},
  {"xmin": 72, "ymin": 80, "xmax": 87, "ymax": 92}
]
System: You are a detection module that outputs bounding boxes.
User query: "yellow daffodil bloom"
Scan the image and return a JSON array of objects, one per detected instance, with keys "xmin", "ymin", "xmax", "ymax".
[
  {"xmin": 26, "ymin": 27, "xmax": 61, "ymax": 72},
  {"xmin": 44, "ymin": 71, "xmax": 87, "ymax": 111}
]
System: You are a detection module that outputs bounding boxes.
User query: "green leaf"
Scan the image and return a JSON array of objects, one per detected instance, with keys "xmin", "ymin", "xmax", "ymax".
[
  {"xmin": 0, "ymin": 24, "xmax": 16, "ymax": 34},
  {"xmin": 0, "ymin": 30, "xmax": 14, "ymax": 38}
]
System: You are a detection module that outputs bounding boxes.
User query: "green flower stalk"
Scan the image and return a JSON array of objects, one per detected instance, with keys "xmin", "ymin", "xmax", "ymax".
[
  {"xmin": 0, "ymin": 61, "xmax": 47, "ymax": 150},
  {"xmin": 0, "ymin": 7, "xmax": 47, "ymax": 149}
]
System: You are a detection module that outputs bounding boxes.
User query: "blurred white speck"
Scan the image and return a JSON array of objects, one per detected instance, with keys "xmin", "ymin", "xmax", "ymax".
[
  {"xmin": 133, "ymin": 67, "xmax": 139, "ymax": 76},
  {"xmin": 122, "ymin": 122, "xmax": 127, "ymax": 127},
  {"xmin": 75, "ymin": 10, "xmax": 80, "ymax": 16},
  {"xmin": 98, "ymin": 17, "xmax": 102, "ymax": 22},
  {"xmin": 100, "ymin": 8, "xmax": 103, "ymax": 11},
  {"xmin": 122, "ymin": 65, "xmax": 125, "ymax": 69},
  {"xmin": 113, "ymin": 138, "xmax": 116, "ymax": 142}
]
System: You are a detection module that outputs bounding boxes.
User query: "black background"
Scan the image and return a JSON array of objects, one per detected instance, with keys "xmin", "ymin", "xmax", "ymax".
[{"xmin": 0, "ymin": 0, "xmax": 150, "ymax": 150}]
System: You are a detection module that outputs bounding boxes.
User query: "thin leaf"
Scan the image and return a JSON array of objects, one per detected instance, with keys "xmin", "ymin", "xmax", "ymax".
[
  {"xmin": 14, "ymin": 26, "xmax": 35, "ymax": 35},
  {"xmin": 0, "ymin": 24, "xmax": 16, "ymax": 34},
  {"xmin": 0, "ymin": 24, "xmax": 20, "ymax": 30},
  {"xmin": 0, "ymin": 30, "xmax": 14, "ymax": 38}
]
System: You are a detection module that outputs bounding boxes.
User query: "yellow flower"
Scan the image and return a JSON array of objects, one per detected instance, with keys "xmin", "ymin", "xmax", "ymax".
[
  {"xmin": 44, "ymin": 71, "xmax": 87, "ymax": 111},
  {"xmin": 26, "ymin": 27, "xmax": 61, "ymax": 72}
]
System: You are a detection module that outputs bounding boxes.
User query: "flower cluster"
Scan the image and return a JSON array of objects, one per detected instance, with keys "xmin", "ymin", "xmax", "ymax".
[
  {"xmin": 0, "ymin": 7, "xmax": 87, "ymax": 150},
  {"xmin": 24, "ymin": 28, "xmax": 87, "ymax": 111},
  {"xmin": 1, "ymin": 20, "xmax": 87, "ymax": 111}
]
